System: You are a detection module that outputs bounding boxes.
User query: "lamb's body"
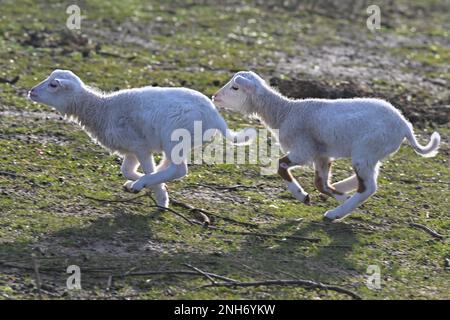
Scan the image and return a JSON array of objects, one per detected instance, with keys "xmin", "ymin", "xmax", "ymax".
[
  {"xmin": 277, "ymin": 98, "xmax": 408, "ymax": 163},
  {"xmin": 213, "ymin": 71, "xmax": 441, "ymax": 220},
  {"xmin": 29, "ymin": 69, "xmax": 252, "ymax": 207},
  {"xmin": 71, "ymin": 87, "xmax": 227, "ymax": 155}
]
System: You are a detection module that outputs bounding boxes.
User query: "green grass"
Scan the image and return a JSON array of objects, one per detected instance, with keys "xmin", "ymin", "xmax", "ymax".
[{"xmin": 0, "ymin": 0, "xmax": 449, "ymax": 300}]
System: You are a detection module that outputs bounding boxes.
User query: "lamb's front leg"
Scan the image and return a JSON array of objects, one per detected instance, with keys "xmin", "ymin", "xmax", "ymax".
[
  {"xmin": 278, "ymin": 155, "xmax": 310, "ymax": 204},
  {"xmin": 332, "ymin": 175, "xmax": 358, "ymax": 194},
  {"xmin": 123, "ymin": 153, "xmax": 169, "ymax": 208}
]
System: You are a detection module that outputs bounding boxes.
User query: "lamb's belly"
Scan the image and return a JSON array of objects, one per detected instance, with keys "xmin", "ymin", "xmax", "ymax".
[
  {"xmin": 96, "ymin": 139, "xmax": 132, "ymax": 155},
  {"xmin": 326, "ymin": 148, "xmax": 351, "ymax": 159},
  {"xmin": 110, "ymin": 135, "xmax": 163, "ymax": 155},
  {"xmin": 319, "ymin": 143, "xmax": 352, "ymax": 159}
]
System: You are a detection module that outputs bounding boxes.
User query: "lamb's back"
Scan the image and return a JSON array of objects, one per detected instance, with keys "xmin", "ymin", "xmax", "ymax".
[
  {"xmin": 289, "ymin": 98, "xmax": 407, "ymax": 135},
  {"xmin": 280, "ymin": 98, "xmax": 409, "ymax": 157}
]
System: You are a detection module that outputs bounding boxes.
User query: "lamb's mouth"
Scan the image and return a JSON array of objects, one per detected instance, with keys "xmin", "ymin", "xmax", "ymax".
[
  {"xmin": 28, "ymin": 91, "xmax": 38, "ymax": 101},
  {"xmin": 212, "ymin": 98, "xmax": 224, "ymax": 107}
]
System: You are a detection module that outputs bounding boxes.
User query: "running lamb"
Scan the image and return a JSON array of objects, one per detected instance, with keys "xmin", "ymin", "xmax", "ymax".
[
  {"xmin": 29, "ymin": 69, "xmax": 254, "ymax": 208},
  {"xmin": 212, "ymin": 71, "xmax": 441, "ymax": 220}
]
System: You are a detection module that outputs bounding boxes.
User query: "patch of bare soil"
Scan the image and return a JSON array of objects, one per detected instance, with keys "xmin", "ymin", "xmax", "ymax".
[
  {"xmin": 0, "ymin": 109, "xmax": 72, "ymax": 145},
  {"xmin": 175, "ymin": 185, "xmax": 252, "ymax": 205},
  {"xmin": 19, "ymin": 28, "xmax": 98, "ymax": 57}
]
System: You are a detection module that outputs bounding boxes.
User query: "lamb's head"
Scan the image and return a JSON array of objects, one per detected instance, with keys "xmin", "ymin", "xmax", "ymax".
[
  {"xmin": 28, "ymin": 69, "xmax": 84, "ymax": 113},
  {"xmin": 212, "ymin": 71, "xmax": 264, "ymax": 113}
]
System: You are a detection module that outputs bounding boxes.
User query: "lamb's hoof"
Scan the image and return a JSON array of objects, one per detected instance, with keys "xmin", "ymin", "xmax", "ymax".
[
  {"xmin": 155, "ymin": 205, "xmax": 168, "ymax": 211},
  {"xmin": 153, "ymin": 185, "xmax": 169, "ymax": 208},
  {"xmin": 323, "ymin": 210, "xmax": 344, "ymax": 221},
  {"xmin": 123, "ymin": 181, "xmax": 134, "ymax": 193},
  {"xmin": 322, "ymin": 215, "xmax": 335, "ymax": 223},
  {"xmin": 123, "ymin": 181, "xmax": 142, "ymax": 193},
  {"xmin": 303, "ymin": 194, "xmax": 311, "ymax": 205},
  {"xmin": 319, "ymin": 193, "xmax": 329, "ymax": 202},
  {"xmin": 155, "ymin": 196, "xmax": 169, "ymax": 209}
]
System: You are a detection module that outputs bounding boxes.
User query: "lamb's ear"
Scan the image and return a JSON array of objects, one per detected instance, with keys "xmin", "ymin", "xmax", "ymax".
[{"xmin": 234, "ymin": 76, "xmax": 255, "ymax": 92}]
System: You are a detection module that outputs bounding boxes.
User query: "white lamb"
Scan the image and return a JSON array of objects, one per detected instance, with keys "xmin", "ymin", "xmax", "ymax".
[
  {"xmin": 28, "ymin": 69, "xmax": 253, "ymax": 208},
  {"xmin": 212, "ymin": 71, "xmax": 441, "ymax": 220}
]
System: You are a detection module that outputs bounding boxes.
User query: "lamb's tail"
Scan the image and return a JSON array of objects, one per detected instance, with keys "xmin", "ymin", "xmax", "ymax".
[
  {"xmin": 405, "ymin": 123, "xmax": 441, "ymax": 158},
  {"xmin": 215, "ymin": 113, "xmax": 256, "ymax": 146}
]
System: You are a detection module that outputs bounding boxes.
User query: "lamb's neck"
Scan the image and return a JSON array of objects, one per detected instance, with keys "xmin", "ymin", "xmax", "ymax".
[
  {"xmin": 250, "ymin": 87, "xmax": 292, "ymax": 129},
  {"xmin": 65, "ymin": 89, "xmax": 108, "ymax": 134}
]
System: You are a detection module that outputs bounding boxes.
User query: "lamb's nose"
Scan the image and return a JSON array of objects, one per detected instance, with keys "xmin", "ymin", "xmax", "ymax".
[{"xmin": 28, "ymin": 88, "xmax": 37, "ymax": 98}]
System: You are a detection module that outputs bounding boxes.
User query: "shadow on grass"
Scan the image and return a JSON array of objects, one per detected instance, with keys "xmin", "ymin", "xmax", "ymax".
[{"xmin": 0, "ymin": 199, "xmax": 360, "ymax": 298}]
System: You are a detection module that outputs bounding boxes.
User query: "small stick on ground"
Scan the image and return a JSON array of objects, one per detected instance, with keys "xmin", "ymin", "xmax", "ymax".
[
  {"xmin": 114, "ymin": 269, "xmax": 237, "ymax": 283},
  {"xmin": 172, "ymin": 198, "xmax": 258, "ymax": 228},
  {"xmin": 147, "ymin": 195, "xmax": 194, "ymax": 225},
  {"xmin": 184, "ymin": 264, "xmax": 217, "ymax": 284},
  {"xmin": 170, "ymin": 198, "xmax": 211, "ymax": 226},
  {"xmin": 199, "ymin": 279, "xmax": 361, "ymax": 300},
  {"xmin": 409, "ymin": 220, "xmax": 445, "ymax": 240},
  {"xmin": 192, "ymin": 221, "xmax": 321, "ymax": 243}
]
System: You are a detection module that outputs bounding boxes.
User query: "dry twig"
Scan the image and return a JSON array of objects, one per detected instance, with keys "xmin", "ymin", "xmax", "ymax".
[
  {"xmin": 171, "ymin": 198, "xmax": 257, "ymax": 228},
  {"xmin": 409, "ymin": 220, "xmax": 445, "ymax": 240},
  {"xmin": 184, "ymin": 263, "xmax": 218, "ymax": 284},
  {"xmin": 193, "ymin": 221, "xmax": 321, "ymax": 243}
]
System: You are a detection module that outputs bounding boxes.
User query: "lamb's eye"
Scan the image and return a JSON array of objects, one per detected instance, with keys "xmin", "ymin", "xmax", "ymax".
[
  {"xmin": 49, "ymin": 82, "xmax": 57, "ymax": 88},
  {"xmin": 231, "ymin": 86, "xmax": 239, "ymax": 91}
]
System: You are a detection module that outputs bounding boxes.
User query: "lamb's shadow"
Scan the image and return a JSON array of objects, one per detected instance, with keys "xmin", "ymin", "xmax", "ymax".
[
  {"xmin": 222, "ymin": 216, "xmax": 360, "ymax": 283},
  {"xmin": 0, "ymin": 199, "xmax": 361, "ymax": 297},
  {"xmin": 0, "ymin": 206, "xmax": 165, "ymax": 293}
]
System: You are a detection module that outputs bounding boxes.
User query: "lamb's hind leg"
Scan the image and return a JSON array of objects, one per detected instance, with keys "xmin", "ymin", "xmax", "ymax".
[
  {"xmin": 123, "ymin": 153, "xmax": 169, "ymax": 208},
  {"xmin": 314, "ymin": 158, "xmax": 350, "ymax": 203},
  {"xmin": 278, "ymin": 155, "xmax": 310, "ymax": 204},
  {"xmin": 332, "ymin": 174, "xmax": 358, "ymax": 194},
  {"xmin": 324, "ymin": 161, "xmax": 379, "ymax": 220},
  {"xmin": 124, "ymin": 158, "xmax": 187, "ymax": 200}
]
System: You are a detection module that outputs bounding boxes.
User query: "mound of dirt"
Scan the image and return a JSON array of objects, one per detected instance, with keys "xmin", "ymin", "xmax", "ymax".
[
  {"xmin": 270, "ymin": 77, "xmax": 368, "ymax": 99},
  {"xmin": 20, "ymin": 29, "xmax": 98, "ymax": 57}
]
